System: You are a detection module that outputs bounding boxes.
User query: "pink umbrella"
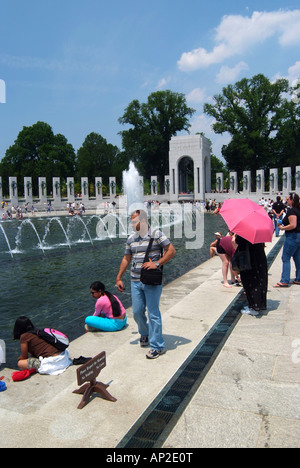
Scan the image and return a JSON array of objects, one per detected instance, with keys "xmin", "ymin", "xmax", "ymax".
[{"xmin": 220, "ymin": 198, "xmax": 274, "ymax": 244}]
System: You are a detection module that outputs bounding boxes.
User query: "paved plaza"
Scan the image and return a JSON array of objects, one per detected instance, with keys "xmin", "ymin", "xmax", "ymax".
[{"xmin": 0, "ymin": 234, "xmax": 299, "ymax": 448}]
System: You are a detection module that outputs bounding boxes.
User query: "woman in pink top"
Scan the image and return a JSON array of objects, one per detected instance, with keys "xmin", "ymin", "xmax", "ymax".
[{"xmin": 85, "ymin": 281, "xmax": 127, "ymax": 332}]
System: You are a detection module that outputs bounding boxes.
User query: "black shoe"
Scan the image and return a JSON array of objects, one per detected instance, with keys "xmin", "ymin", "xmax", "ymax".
[
  {"xmin": 73, "ymin": 356, "xmax": 92, "ymax": 365},
  {"xmin": 140, "ymin": 336, "xmax": 149, "ymax": 347}
]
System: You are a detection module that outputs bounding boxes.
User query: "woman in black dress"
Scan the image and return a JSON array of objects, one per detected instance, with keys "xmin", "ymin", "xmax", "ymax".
[{"xmin": 235, "ymin": 235, "xmax": 268, "ymax": 316}]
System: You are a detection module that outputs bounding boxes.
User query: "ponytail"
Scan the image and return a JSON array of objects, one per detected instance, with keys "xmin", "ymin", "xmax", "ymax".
[
  {"xmin": 104, "ymin": 291, "xmax": 121, "ymax": 317},
  {"xmin": 90, "ymin": 281, "xmax": 121, "ymax": 317}
]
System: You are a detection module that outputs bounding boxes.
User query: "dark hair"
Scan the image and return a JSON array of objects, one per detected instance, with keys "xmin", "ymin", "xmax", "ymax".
[
  {"xmin": 13, "ymin": 316, "xmax": 35, "ymax": 340},
  {"xmin": 90, "ymin": 281, "xmax": 121, "ymax": 317},
  {"xmin": 289, "ymin": 193, "xmax": 300, "ymax": 209}
]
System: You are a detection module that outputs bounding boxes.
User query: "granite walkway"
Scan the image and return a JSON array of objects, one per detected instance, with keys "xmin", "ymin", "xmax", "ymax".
[{"xmin": 0, "ymin": 234, "xmax": 299, "ymax": 448}]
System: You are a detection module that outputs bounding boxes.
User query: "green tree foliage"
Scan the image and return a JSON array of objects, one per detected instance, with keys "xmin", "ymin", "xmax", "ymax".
[
  {"xmin": 118, "ymin": 90, "xmax": 195, "ymax": 189},
  {"xmin": 273, "ymin": 81, "xmax": 300, "ymax": 168},
  {"xmin": 204, "ymin": 74, "xmax": 292, "ymax": 176},
  {"xmin": 0, "ymin": 121, "xmax": 76, "ymax": 194},
  {"xmin": 76, "ymin": 132, "xmax": 124, "ymax": 185}
]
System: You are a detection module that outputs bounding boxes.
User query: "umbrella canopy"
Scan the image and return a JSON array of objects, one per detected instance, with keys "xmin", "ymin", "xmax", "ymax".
[{"xmin": 220, "ymin": 198, "xmax": 274, "ymax": 244}]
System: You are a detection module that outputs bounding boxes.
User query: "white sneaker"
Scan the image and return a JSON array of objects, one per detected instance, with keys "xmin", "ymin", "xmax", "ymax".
[{"xmin": 240, "ymin": 306, "xmax": 259, "ymax": 316}]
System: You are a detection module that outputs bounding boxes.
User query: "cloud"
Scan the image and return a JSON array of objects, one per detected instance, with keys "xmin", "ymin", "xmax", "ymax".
[
  {"xmin": 190, "ymin": 114, "xmax": 214, "ymax": 136},
  {"xmin": 156, "ymin": 77, "xmax": 169, "ymax": 89},
  {"xmin": 186, "ymin": 87, "xmax": 206, "ymax": 103},
  {"xmin": 287, "ymin": 61, "xmax": 300, "ymax": 86},
  {"xmin": 189, "ymin": 113, "xmax": 230, "ymax": 159},
  {"xmin": 273, "ymin": 60, "xmax": 300, "ymax": 85},
  {"xmin": 178, "ymin": 9, "xmax": 300, "ymax": 71},
  {"xmin": 216, "ymin": 61, "xmax": 249, "ymax": 84}
]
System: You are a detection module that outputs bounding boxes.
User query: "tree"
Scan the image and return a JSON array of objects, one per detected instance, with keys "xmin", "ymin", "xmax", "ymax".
[
  {"xmin": 273, "ymin": 81, "xmax": 300, "ymax": 169},
  {"xmin": 0, "ymin": 121, "xmax": 76, "ymax": 195},
  {"xmin": 196, "ymin": 132, "xmax": 227, "ymax": 190},
  {"xmin": 118, "ymin": 90, "xmax": 195, "ymax": 190},
  {"xmin": 204, "ymin": 74, "xmax": 290, "ymax": 178},
  {"xmin": 76, "ymin": 132, "xmax": 124, "ymax": 186}
]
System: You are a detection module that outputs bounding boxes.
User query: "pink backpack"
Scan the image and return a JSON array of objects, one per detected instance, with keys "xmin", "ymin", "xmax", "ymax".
[{"xmin": 32, "ymin": 328, "xmax": 69, "ymax": 351}]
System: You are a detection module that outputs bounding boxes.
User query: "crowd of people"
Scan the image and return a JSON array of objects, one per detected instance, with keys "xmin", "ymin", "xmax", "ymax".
[
  {"xmin": 205, "ymin": 199, "xmax": 222, "ymax": 214},
  {"xmin": 11, "ymin": 208, "xmax": 176, "ymax": 378},
  {"xmin": 66, "ymin": 202, "xmax": 86, "ymax": 215},
  {"xmin": 7, "ymin": 192, "xmax": 300, "ymax": 378},
  {"xmin": 210, "ymin": 193, "xmax": 300, "ymax": 315},
  {"xmin": 0, "ymin": 202, "xmax": 36, "ymax": 220}
]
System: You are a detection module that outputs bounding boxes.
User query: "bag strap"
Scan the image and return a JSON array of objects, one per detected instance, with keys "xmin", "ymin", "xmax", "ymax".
[
  {"xmin": 143, "ymin": 234, "xmax": 163, "ymax": 261},
  {"xmin": 143, "ymin": 237, "xmax": 155, "ymax": 263}
]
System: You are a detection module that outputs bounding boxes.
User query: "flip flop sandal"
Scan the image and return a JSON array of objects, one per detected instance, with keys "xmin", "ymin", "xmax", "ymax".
[
  {"xmin": 273, "ymin": 282, "xmax": 289, "ymax": 288},
  {"xmin": 292, "ymin": 281, "xmax": 300, "ymax": 285}
]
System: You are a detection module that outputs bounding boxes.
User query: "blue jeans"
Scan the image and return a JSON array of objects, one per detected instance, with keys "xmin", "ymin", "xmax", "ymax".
[
  {"xmin": 281, "ymin": 233, "xmax": 300, "ymax": 284},
  {"xmin": 131, "ymin": 281, "xmax": 164, "ymax": 351},
  {"xmin": 274, "ymin": 216, "xmax": 283, "ymax": 236}
]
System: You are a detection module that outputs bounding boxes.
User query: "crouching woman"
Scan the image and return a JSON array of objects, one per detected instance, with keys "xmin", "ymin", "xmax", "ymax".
[
  {"xmin": 13, "ymin": 316, "xmax": 72, "ymax": 375},
  {"xmin": 85, "ymin": 281, "xmax": 127, "ymax": 332}
]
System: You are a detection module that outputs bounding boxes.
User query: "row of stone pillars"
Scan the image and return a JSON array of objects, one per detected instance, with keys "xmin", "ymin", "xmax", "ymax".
[
  {"xmin": 0, "ymin": 175, "xmax": 172, "ymax": 206},
  {"xmin": 216, "ymin": 167, "xmax": 300, "ymax": 195},
  {"xmin": 0, "ymin": 177, "xmax": 118, "ymax": 206}
]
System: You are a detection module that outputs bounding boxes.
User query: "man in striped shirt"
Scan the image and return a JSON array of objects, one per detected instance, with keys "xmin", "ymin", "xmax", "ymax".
[{"xmin": 116, "ymin": 209, "xmax": 176, "ymax": 359}]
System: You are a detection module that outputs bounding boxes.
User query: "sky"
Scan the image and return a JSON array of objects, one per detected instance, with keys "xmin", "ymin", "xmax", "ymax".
[{"xmin": 0, "ymin": 0, "xmax": 300, "ymax": 165}]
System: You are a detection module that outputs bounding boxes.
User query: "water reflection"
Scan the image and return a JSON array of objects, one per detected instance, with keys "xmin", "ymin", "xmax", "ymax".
[{"xmin": 0, "ymin": 212, "xmax": 227, "ymax": 368}]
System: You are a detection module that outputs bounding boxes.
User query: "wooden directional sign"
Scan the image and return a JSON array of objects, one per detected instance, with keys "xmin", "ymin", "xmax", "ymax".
[
  {"xmin": 76, "ymin": 352, "xmax": 106, "ymax": 386},
  {"xmin": 73, "ymin": 351, "xmax": 117, "ymax": 409}
]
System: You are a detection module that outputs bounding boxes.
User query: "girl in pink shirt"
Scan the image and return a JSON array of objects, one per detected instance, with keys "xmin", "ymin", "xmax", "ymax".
[{"xmin": 85, "ymin": 281, "xmax": 127, "ymax": 332}]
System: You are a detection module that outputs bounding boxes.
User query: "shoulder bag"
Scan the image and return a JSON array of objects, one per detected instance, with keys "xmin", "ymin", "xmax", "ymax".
[
  {"xmin": 140, "ymin": 237, "xmax": 163, "ymax": 285},
  {"xmin": 231, "ymin": 243, "xmax": 252, "ymax": 272}
]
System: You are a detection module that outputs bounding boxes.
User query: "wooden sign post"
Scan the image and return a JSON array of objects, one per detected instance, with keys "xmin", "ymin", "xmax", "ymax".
[{"xmin": 73, "ymin": 351, "xmax": 117, "ymax": 409}]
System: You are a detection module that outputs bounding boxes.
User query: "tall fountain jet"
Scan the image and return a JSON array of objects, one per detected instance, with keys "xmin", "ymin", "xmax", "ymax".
[{"xmin": 122, "ymin": 161, "xmax": 144, "ymax": 215}]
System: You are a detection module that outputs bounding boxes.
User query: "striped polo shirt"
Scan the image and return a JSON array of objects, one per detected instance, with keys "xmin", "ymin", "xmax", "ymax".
[{"xmin": 125, "ymin": 228, "xmax": 171, "ymax": 281}]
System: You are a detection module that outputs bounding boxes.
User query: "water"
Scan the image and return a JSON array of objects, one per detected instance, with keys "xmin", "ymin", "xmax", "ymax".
[
  {"xmin": 122, "ymin": 161, "xmax": 144, "ymax": 213},
  {"xmin": 0, "ymin": 211, "xmax": 227, "ymax": 369}
]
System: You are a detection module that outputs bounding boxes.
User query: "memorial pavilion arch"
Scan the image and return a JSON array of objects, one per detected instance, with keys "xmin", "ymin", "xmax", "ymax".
[
  {"xmin": 178, "ymin": 155, "xmax": 194, "ymax": 193},
  {"xmin": 169, "ymin": 134, "xmax": 211, "ymax": 201}
]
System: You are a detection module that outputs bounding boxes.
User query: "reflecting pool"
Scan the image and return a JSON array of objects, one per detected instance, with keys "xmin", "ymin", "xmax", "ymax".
[{"xmin": 0, "ymin": 212, "xmax": 227, "ymax": 368}]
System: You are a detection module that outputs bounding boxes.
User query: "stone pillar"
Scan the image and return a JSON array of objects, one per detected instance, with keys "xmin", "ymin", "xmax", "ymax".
[
  {"xmin": 151, "ymin": 176, "xmax": 158, "ymax": 196},
  {"xmin": 24, "ymin": 177, "xmax": 33, "ymax": 204},
  {"xmin": 81, "ymin": 177, "xmax": 89, "ymax": 203},
  {"xmin": 109, "ymin": 177, "xmax": 116, "ymax": 198},
  {"xmin": 282, "ymin": 167, "xmax": 292, "ymax": 197},
  {"xmin": 38, "ymin": 177, "xmax": 47, "ymax": 204},
  {"xmin": 9, "ymin": 177, "xmax": 18, "ymax": 206},
  {"xmin": 53, "ymin": 177, "xmax": 61, "ymax": 204},
  {"xmin": 67, "ymin": 177, "xmax": 75, "ymax": 203},
  {"xmin": 216, "ymin": 173, "xmax": 224, "ymax": 193},
  {"xmin": 229, "ymin": 171, "xmax": 238, "ymax": 193},
  {"xmin": 269, "ymin": 168, "xmax": 278, "ymax": 196},
  {"xmin": 256, "ymin": 170, "xmax": 265, "ymax": 195},
  {"xmin": 135, "ymin": 176, "xmax": 144, "ymax": 199},
  {"xmin": 95, "ymin": 177, "xmax": 103, "ymax": 201},
  {"xmin": 164, "ymin": 175, "xmax": 170, "ymax": 195},
  {"xmin": 242, "ymin": 171, "xmax": 251, "ymax": 194},
  {"xmin": 295, "ymin": 166, "xmax": 300, "ymax": 192}
]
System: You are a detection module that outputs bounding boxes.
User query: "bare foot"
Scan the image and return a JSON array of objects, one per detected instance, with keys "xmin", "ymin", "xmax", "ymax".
[{"xmin": 223, "ymin": 283, "xmax": 232, "ymax": 288}]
